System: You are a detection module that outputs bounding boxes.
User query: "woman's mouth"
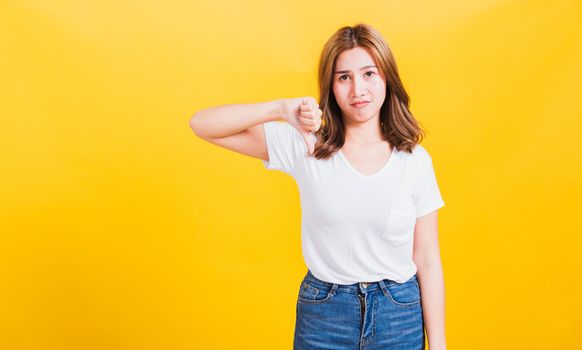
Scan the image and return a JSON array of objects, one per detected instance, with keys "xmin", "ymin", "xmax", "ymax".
[{"xmin": 351, "ymin": 101, "xmax": 370, "ymax": 108}]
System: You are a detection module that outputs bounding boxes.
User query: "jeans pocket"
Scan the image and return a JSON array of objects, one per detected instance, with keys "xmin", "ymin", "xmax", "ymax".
[
  {"xmin": 382, "ymin": 206, "xmax": 416, "ymax": 246},
  {"xmin": 297, "ymin": 278, "xmax": 336, "ymax": 305},
  {"xmin": 382, "ymin": 275, "xmax": 421, "ymax": 307}
]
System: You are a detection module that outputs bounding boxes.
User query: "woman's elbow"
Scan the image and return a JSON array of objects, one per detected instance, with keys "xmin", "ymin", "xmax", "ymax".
[{"xmin": 189, "ymin": 113, "xmax": 203, "ymax": 136}]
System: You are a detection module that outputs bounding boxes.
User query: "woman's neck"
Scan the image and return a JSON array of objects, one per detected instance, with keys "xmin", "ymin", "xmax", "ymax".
[{"xmin": 343, "ymin": 120, "xmax": 385, "ymax": 147}]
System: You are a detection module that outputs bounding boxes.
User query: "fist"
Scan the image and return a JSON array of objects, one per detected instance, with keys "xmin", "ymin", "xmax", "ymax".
[{"xmin": 280, "ymin": 96, "xmax": 323, "ymax": 155}]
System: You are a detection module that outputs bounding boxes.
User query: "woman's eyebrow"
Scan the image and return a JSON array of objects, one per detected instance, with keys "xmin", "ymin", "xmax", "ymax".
[{"xmin": 334, "ymin": 65, "xmax": 378, "ymax": 74}]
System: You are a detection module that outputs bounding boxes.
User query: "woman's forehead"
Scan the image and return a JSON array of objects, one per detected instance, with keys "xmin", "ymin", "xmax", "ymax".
[{"xmin": 335, "ymin": 47, "xmax": 377, "ymax": 70}]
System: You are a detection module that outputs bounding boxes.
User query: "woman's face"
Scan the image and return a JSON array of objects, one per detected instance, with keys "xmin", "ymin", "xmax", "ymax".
[{"xmin": 332, "ymin": 46, "xmax": 387, "ymax": 126}]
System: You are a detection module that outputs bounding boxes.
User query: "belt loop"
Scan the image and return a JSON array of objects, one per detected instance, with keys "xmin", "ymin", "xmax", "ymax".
[{"xmin": 330, "ymin": 283, "xmax": 338, "ymax": 295}]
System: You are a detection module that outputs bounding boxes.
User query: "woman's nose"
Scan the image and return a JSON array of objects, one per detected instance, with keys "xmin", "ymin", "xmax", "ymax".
[{"xmin": 352, "ymin": 76, "xmax": 366, "ymax": 96}]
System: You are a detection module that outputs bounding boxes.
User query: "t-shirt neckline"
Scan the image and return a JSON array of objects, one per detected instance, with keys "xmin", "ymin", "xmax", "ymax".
[{"xmin": 337, "ymin": 145, "xmax": 396, "ymax": 178}]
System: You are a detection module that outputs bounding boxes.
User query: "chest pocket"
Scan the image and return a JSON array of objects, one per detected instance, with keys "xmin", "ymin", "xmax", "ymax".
[{"xmin": 382, "ymin": 206, "xmax": 417, "ymax": 246}]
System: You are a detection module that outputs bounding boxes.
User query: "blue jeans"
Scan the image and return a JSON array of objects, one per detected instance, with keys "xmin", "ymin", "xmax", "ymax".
[{"xmin": 294, "ymin": 270, "xmax": 425, "ymax": 350}]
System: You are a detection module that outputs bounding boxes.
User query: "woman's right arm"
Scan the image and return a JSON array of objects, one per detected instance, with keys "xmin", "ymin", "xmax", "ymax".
[{"xmin": 189, "ymin": 99, "xmax": 285, "ymax": 160}]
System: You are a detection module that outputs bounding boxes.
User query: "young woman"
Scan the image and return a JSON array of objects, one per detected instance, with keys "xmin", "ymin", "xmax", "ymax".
[{"xmin": 190, "ymin": 23, "xmax": 447, "ymax": 350}]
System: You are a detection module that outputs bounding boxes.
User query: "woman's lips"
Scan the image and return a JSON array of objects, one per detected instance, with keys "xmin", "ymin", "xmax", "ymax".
[{"xmin": 351, "ymin": 101, "xmax": 370, "ymax": 108}]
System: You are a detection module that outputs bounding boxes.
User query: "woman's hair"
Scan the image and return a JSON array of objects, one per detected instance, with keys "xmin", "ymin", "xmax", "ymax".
[{"xmin": 312, "ymin": 23, "xmax": 426, "ymax": 159}]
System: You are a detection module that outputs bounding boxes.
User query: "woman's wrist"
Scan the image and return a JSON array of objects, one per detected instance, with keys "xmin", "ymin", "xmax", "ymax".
[
  {"xmin": 270, "ymin": 99, "xmax": 288, "ymax": 123},
  {"xmin": 428, "ymin": 340, "xmax": 447, "ymax": 350}
]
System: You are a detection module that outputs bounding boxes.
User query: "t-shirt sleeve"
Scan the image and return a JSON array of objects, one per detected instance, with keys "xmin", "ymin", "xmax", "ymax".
[
  {"xmin": 413, "ymin": 154, "xmax": 445, "ymax": 218},
  {"xmin": 261, "ymin": 121, "xmax": 306, "ymax": 176}
]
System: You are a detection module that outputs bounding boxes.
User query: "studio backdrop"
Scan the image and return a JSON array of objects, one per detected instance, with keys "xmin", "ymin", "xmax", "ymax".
[{"xmin": 1, "ymin": 1, "xmax": 580, "ymax": 349}]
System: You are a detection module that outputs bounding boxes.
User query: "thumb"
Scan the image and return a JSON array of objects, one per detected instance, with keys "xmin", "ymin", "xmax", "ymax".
[{"xmin": 299, "ymin": 129, "xmax": 315, "ymax": 155}]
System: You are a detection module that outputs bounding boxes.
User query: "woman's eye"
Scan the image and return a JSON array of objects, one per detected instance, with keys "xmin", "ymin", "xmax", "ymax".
[{"xmin": 339, "ymin": 72, "xmax": 375, "ymax": 81}]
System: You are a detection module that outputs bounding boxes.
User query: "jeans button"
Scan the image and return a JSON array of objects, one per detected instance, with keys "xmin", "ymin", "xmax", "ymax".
[{"xmin": 361, "ymin": 282, "xmax": 368, "ymax": 288}]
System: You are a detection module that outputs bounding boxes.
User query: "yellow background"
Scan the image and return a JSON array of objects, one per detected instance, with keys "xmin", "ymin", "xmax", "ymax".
[{"xmin": 1, "ymin": 1, "xmax": 581, "ymax": 349}]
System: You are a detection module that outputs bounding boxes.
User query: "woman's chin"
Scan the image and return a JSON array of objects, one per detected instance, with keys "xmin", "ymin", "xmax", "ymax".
[{"xmin": 345, "ymin": 112, "xmax": 378, "ymax": 123}]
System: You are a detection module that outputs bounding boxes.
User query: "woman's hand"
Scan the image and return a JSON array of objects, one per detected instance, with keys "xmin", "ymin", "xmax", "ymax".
[{"xmin": 280, "ymin": 97, "xmax": 323, "ymax": 155}]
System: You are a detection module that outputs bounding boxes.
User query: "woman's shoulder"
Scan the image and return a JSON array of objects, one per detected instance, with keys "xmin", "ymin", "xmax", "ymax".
[
  {"xmin": 263, "ymin": 120, "xmax": 308, "ymax": 154},
  {"xmin": 264, "ymin": 120, "xmax": 302, "ymax": 139},
  {"xmin": 400, "ymin": 143, "xmax": 433, "ymax": 163}
]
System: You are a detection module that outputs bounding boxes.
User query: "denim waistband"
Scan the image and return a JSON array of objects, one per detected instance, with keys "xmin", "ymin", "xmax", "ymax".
[{"xmin": 304, "ymin": 269, "xmax": 417, "ymax": 294}]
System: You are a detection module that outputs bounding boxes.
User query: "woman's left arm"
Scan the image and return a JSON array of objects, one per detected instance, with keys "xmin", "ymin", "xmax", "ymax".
[{"xmin": 412, "ymin": 210, "xmax": 447, "ymax": 350}]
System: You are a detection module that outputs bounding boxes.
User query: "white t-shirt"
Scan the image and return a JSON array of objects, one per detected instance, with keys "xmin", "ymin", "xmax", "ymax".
[{"xmin": 261, "ymin": 121, "xmax": 445, "ymax": 284}]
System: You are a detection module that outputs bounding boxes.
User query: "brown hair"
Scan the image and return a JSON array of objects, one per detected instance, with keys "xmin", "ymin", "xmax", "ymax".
[{"xmin": 312, "ymin": 23, "xmax": 427, "ymax": 159}]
